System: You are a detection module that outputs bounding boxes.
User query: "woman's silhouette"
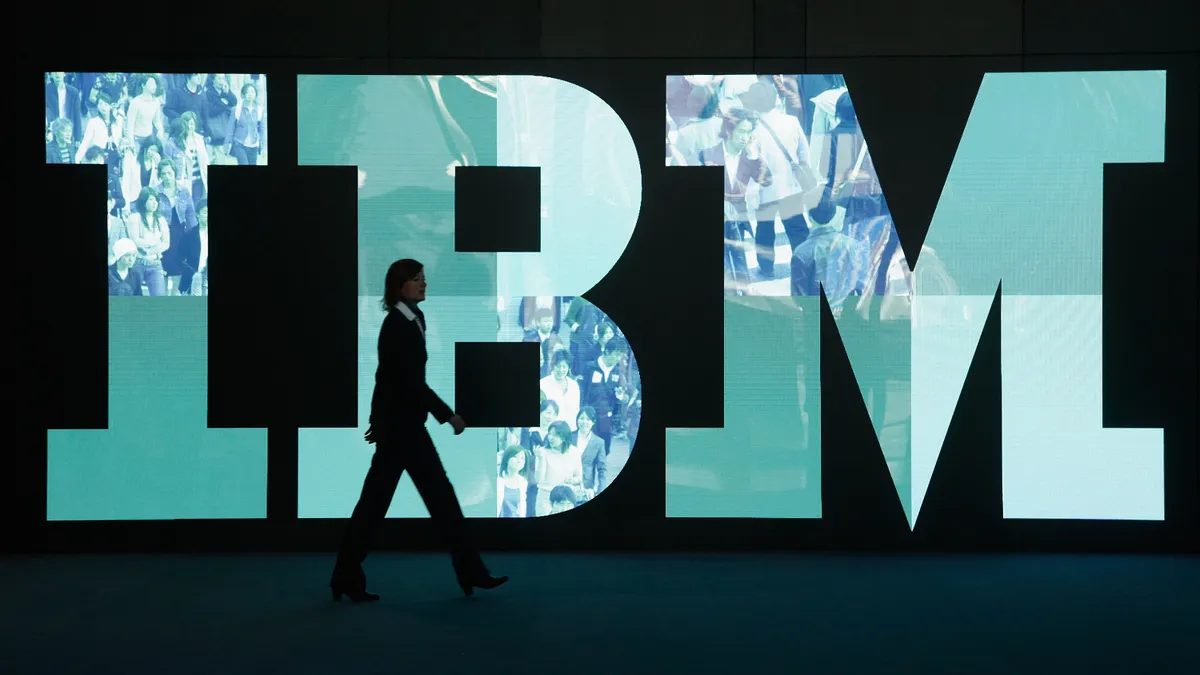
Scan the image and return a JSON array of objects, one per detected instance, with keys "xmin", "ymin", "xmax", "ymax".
[{"xmin": 330, "ymin": 258, "xmax": 508, "ymax": 602}]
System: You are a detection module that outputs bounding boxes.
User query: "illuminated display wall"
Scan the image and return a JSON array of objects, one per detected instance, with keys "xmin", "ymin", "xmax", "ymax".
[{"xmin": 31, "ymin": 65, "xmax": 1190, "ymax": 547}]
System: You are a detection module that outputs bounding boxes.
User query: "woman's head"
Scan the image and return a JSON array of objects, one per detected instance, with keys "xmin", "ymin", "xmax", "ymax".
[
  {"xmin": 597, "ymin": 320, "xmax": 616, "ymax": 345},
  {"xmin": 550, "ymin": 351, "xmax": 571, "ymax": 380},
  {"xmin": 180, "ymin": 110, "xmax": 199, "ymax": 137},
  {"xmin": 96, "ymin": 92, "xmax": 113, "ymax": 118},
  {"xmin": 196, "ymin": 198, "xmax": 208, "ymax": 227},
  {"xmin": 577, "ymin": 406, "xmax": 597, "ymax": 435},
  {"xmin": 546, "ymin": 420, "xmax": 572, "ymax": 451},
  {"xmin": 241, "ymin": 82, "xmax": 258, "ymax": 105},
  {"xmin": 500, "ymin": 445, "xmax": 528, "ymax": 477},
  {"xmin": 168, "ymin": 117, "xmax": 189, "ymax": 146},
  {"xmin": 381, "ymin": 258, "xmax": 426, "ymax": 310},
  {"xmin": 139, "ymin": 138, "xmax": 163, "ymax": 166},
  {"xmin": 539, "ymin": 399, "xmax": 559, "ymax": 427},
  {"xmin": 135, "ymin": 187, "xmax": 160, "ymax": 218}
]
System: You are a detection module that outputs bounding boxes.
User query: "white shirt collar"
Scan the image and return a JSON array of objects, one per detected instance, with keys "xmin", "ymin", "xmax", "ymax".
[{"xmin": 393, "ymin": 301, "xmax": 424, "ymax": 338}]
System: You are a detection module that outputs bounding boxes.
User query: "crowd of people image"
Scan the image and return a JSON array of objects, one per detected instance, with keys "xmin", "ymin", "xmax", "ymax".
[
  {"xmin": 43, "ymin": 72, "xmax": 268, "ymax": 297},
  {"xmin": 495, "ymin": 296, "xmax": 641, "ymax": 517},
  {"xmin": 667, "ymin": 74, "xmax": 906, "ymax": 311}
]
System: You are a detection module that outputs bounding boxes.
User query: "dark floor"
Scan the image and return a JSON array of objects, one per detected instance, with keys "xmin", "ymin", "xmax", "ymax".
[{"xmin": 3, "ymin": 553, "xmax": 1197, "ymax": 674}]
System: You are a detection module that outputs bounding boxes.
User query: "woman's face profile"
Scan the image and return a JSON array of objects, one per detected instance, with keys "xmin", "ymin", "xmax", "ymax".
[
  {"xmin": 540, "ymin": 407, "xmax": 557, "ymax": 427},
  {"xmin": 400, "ymin": 272, "xmax": 426, "ymax": 303}
]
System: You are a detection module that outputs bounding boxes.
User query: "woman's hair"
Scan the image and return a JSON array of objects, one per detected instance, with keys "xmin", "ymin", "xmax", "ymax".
[
  {"xmin": 134, "ymin": 187, "xmax": 160, "ymax": 220},
  {"xmin": 138, "ymin": 137, "xmax": 164, "ymax": 165},
  {"xmin": 241, "ymin": 82, "xmax": 258, "ymax": 100},
  {"xmin": 168, "ymin": 117, "xmax": 189, "ymax": 147},
  {"xmin": 500, "ymin": 445, "xmax": 529, "ymax": 478},
  {"xmin": 381, "ymin": 258, "xmax": 423, "ymax": 311},
  {"xmin": 546, "ymin": 420, "xmax": 572, "ymax": 450},
  {"xmin": 577, "ymin": 406, "xmax": 597, "ymax": 426},
  {"xmin": 179, "ymin": 110, "xmax": 200, "ymax": 133},
  {"xmin": 539, "ymin": 399, "xmax": 559, "ymax": 417}
]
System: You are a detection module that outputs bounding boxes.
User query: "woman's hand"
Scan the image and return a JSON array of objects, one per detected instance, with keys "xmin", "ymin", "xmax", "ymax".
[{"xmin": 364, "ymin": 425, "xmax": 376, "ymax": 444}]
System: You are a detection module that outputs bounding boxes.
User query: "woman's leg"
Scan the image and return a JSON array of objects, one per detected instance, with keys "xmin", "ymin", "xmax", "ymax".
[
  {"xmin": 404, "ymin": 429, "xmax": 490, "ymax": 580},
  {"xmin": 331, "ymin": 444, "xmax": 406, "ymax": 589},
  {"xmin": 141, "ymin": 263, "xmax": 166, "ymax": 296}
]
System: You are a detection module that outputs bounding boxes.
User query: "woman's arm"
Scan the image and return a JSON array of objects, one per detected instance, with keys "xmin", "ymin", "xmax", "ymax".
[
  {"xmin": 152, "ymin": 218, "xmax": 170, "ymax": 255},
  {"xmin": 126, "ymin": 213, "xmax": 148, "ymax": 251},
  {"xmin": 496, "ymin": 478, "xmax": 504, "ymax": 517},
  {"xmin": 518, "ymin": 478, "xmax": 527, "ymax": 517}
]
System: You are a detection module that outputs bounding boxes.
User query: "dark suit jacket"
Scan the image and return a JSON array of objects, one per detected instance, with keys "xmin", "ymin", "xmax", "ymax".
[
  {"xmin": 45, "ymin": 82, "xmax": 83, "ymax": 140},
  {"xmin": 369, "ymin": 303, "xmax": 454, "ymax": 439}
]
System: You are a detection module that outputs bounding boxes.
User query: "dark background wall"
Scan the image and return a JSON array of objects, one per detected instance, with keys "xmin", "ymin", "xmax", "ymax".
[{"xmin": 9, "ymin": 0, "xmax": 1198, "ymax": 555}]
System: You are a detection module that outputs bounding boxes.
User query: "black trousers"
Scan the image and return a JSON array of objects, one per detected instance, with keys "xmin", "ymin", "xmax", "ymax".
[{"xmin": 331, "ymin": 426, "xmax": 486, "ymax": 589}]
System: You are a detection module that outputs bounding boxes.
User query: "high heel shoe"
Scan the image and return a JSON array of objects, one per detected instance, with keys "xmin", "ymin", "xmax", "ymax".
[
  {"xmin": 331, "ymin": 586, "xmax": 381, "ymax": 603},
  {"xmin": 457, "ymin": 574, "xmax": 509, "ymax": 597}
]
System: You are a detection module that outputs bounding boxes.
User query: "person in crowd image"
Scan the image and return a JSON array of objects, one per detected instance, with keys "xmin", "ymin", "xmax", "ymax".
[
  {"xmin": 164, "ymin": 73, "xmax": 206, "ymax": 126},
  {"xmin": 75, "ymin": 92, "xmax": 122, "ymax": 165},
  {"xmin": 107, "ymin": 238, "xmax": 143, "ymax": 296},
  {"xmin": 496, "ymin": 445, "xmax": 530, "ymax": 518},
  {"xmin": 575, "ymin": 406, "xmax": 606, "ymax": 499},
  {"xmin": 699, "ymin": 107, "xmax": 773, "ymax": 296},
  {"xmin": 126, "ymin": 187, "xmax": 169, "ymax": 296},
  {"xmin": 563, "ymin": 296, "xmax": 600, "ymax": 376},
  {"xmin": 791, "ymin": 187, "xmax": 867, "ymax": 316},
  {"xmin": 226, "ymin": 82, "xmax": 265, "ymax": 166},
  {"xmin": 737, "ymin": 78, "xmax": 821, "ymax": 278},
  {"xmin": 45, "ymin": 117, "xmax": 77, "ymax": 164},
  {"xmin": 187, "ymin": 199, "xmax": 210, "ymax": 297},
  {"xmin": 331, "ymin": 258, "xmax": 507, "ymax": 603},
  {"xmin": 45, "ymin": 72, "xmax": 82, "ymax": 141},
  {"xmin": 154, "ymin": 159, "xmax": 198, "ymax": 296},
  {"xmin": 524, "ymin": 399, "xmax": 560, "ymax": 515},
  {"xmin": 204, "ymin": 74, "xmax": 238, "ymax": 166},
  {"xmin": 124, "ymin": 138, "xmax": 164, "ymax": 203},
  {"xmin": 169, "ymin": 112, "xmax": 210, "ymax": 204},
  {"xmin": 540, "ymin": 351, "xmax": 581, "ymax": 431},
  {"xmin": 580, "ymin": 336, "xmax": 636, "ymax": 455},
  {"xmin": 548, "ymin": 486, "xmax": 578, "ymax": 515},
  {"xmin": 533, "ymin": 420, "xmax": 584, "ymax": 516},
  {"xmin": 125, "ymin": 74, "xmax": 164, "ymax": 156}
]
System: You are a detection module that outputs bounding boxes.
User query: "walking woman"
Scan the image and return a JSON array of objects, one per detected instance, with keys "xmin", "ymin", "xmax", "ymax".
[{"xmin": 330, "ymin": 258, "xmax": 508, "ymax": 602}]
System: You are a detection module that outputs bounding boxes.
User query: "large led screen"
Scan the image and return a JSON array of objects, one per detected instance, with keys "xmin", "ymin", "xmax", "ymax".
[{"xmin": 44, "ymin": 72, "xmax": 270, "ymax": 520}]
